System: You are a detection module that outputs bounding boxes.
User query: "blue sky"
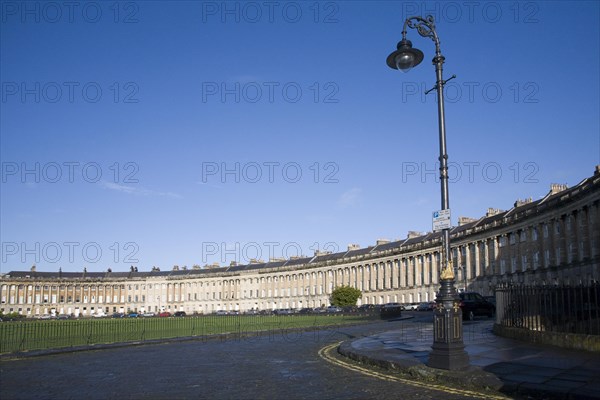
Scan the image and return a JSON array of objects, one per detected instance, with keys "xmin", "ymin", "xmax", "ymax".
[{"xmin": 1, "ymin": 1, "xmax": 599, "ymax": 272}]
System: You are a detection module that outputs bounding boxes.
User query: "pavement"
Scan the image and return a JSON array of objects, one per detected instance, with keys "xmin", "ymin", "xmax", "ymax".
[
  {"xmin": 2, "ymin": 316, "xmax": 598, "ymax": 399},
  {"xmin": 338, "ymin": 316, "xmax": 600, "ymax": 399}
]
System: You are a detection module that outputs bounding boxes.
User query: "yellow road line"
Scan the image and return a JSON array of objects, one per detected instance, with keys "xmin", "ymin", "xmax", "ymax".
[{"xmin": 318, "ymin": 342, "xmax": 510, "ymax": 400}]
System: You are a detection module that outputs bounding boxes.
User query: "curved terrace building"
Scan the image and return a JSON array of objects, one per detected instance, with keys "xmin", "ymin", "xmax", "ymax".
[{"xmin": 2, "ymin": 167, "xmax": 599, "ymax": 317}]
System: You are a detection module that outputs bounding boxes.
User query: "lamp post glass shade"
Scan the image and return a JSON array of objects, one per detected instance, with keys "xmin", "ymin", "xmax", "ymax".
[{"xmin": 386, "ymin": 39, "xmax": 424, "ymax": 72}]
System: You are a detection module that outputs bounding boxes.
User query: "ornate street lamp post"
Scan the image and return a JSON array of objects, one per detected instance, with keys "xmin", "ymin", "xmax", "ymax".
[{"xmin": 387, "ymin": 15, "xmax": 469, "ymax": 370}]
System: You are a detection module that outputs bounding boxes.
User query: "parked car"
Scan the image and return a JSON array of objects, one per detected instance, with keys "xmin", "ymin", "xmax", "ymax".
[
  {"xmin": 141, "ymin": 312, "xmax": 156, "ymax": 317},
  {"xmin": 215, "ymin": 310, "xmax": 228, "ymax": 315},
  {"xmin": 112, "ymin": 313, "xmax": 125, "ymax": 318},
  {"xmin": 174, "ymin": 311, "xmax": 186, "ymax": 317},
  {"xmin": 383, "ymin": 302, "xmax": 402, "ymax": 308},
  {"xmin": 158, "ymin": 311, "xmax": 171, "ymax": 317},
  {"xmin": 128, "ymin": 312, "xmax": 139, "ymax": 318},
  {"xmin": 380, "ymin": 303, "xmax": 403, "ymax": 319},
  {"xmin": 403, "ymin": 303, "xmax": 420, "ymax": 311},
  {"xmin": 459, "ymin": 292, "xmax": 495, "ymax": 320},
  {"xmin": 298, "ymin": 308, "xmax": 313, "ymax": 314},
  {"xmin": 357, "ymin": 304, "xmax": 375, "ymax": 312},
  {"xmin": 326, "ymin": 306, "xmax": 342, "ymax": 313},
  {"xmin": 416, "ymin": 302, "xmax": 436, "ymax": 311},
  {"xmin": 484, "ymin": 296, "xmax": 496, "ymax": 307}
]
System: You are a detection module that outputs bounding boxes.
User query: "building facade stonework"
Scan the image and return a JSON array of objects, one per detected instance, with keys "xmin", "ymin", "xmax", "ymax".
[{"xmin": 2, "ymin": 167, "xmax": 599, "ymax": 317}]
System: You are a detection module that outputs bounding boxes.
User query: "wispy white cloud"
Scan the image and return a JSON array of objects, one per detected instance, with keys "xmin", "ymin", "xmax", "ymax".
[
  {"xmin": 100, "ymin": 181, "xmax": 182, "ymax": 199},
  {"xmin": 338, "ymin": 187, "xmax": 362, "ymax": 208}
]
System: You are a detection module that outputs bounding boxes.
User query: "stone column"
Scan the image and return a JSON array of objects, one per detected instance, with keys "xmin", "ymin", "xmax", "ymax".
[
  {"xmin": 572, "ymin": 211, "xmax": 582, "ymax": 262},
  {"xmin": 420, "ymin": 255, "xmax": 427, "ymax": 286},
  {"xmin": 400, "ymin": 259, "xmax": 407, "ymax": 288},
  {"xmin": 376, "ymin": 263, "xmax": 383, "ymax": 290},
  {"xmin": 588, "ymin": 204, "xmax": 598, "ymax": 259},
  {"xmin": 431, "ymin": 252, "xmax": 439, "ymax": 285},
  {"xmin": 492, "ymin": 236, "xmax": 500, "ymax": 276},
  {"xmin": 368, "ymin": 264, "xmax": 375, "ymax": 291},
  {"xmin": 407, "ymin": 258, "xmax": 415, "ymax": 287},
  {"xmin": 474, "ymin": 242, "xmax": 481, "ymax": 278},
  {"xmin": 465, "ymin": 244, "xmax": 472, "ymax": 284},
  {"xmin": 557, "ymin": 217, "xmax": 566, "ymax": 265}
]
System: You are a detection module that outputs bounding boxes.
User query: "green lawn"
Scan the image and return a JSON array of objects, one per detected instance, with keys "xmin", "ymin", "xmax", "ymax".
[{"xmin": 0, "ymin": 314, "xmax": 377, "ymax": 354}]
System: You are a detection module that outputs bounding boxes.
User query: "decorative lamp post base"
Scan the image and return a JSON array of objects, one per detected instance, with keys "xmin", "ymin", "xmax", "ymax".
[{"xmin": 427, "ymin": 279, "xmax": 470, "ymax": 370}]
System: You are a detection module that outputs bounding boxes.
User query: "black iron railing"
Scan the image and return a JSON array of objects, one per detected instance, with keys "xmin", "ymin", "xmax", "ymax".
[
  {"xmin": 496, "ymin": 283, "xmax": 600, "ymax": 335},
  {"xmin": 0, "ymin": 312, "xmax": 379, "ymax": 354}
]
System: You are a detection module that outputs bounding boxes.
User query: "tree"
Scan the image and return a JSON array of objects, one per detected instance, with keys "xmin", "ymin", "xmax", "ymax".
[{"xmin": 330, "ymin": 285, "xmax": 362, "ymax": 307}]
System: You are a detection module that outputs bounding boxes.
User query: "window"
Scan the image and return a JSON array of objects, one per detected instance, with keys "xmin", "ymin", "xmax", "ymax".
[{"xmin": 499, "ymin": 236, "xmax": 507, "ymax": 247}]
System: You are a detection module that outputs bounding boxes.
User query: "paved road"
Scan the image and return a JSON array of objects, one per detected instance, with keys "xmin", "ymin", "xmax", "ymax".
[{"xmin": 0, "ymin": 316, "xmax": 500, "ymax": 400}]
